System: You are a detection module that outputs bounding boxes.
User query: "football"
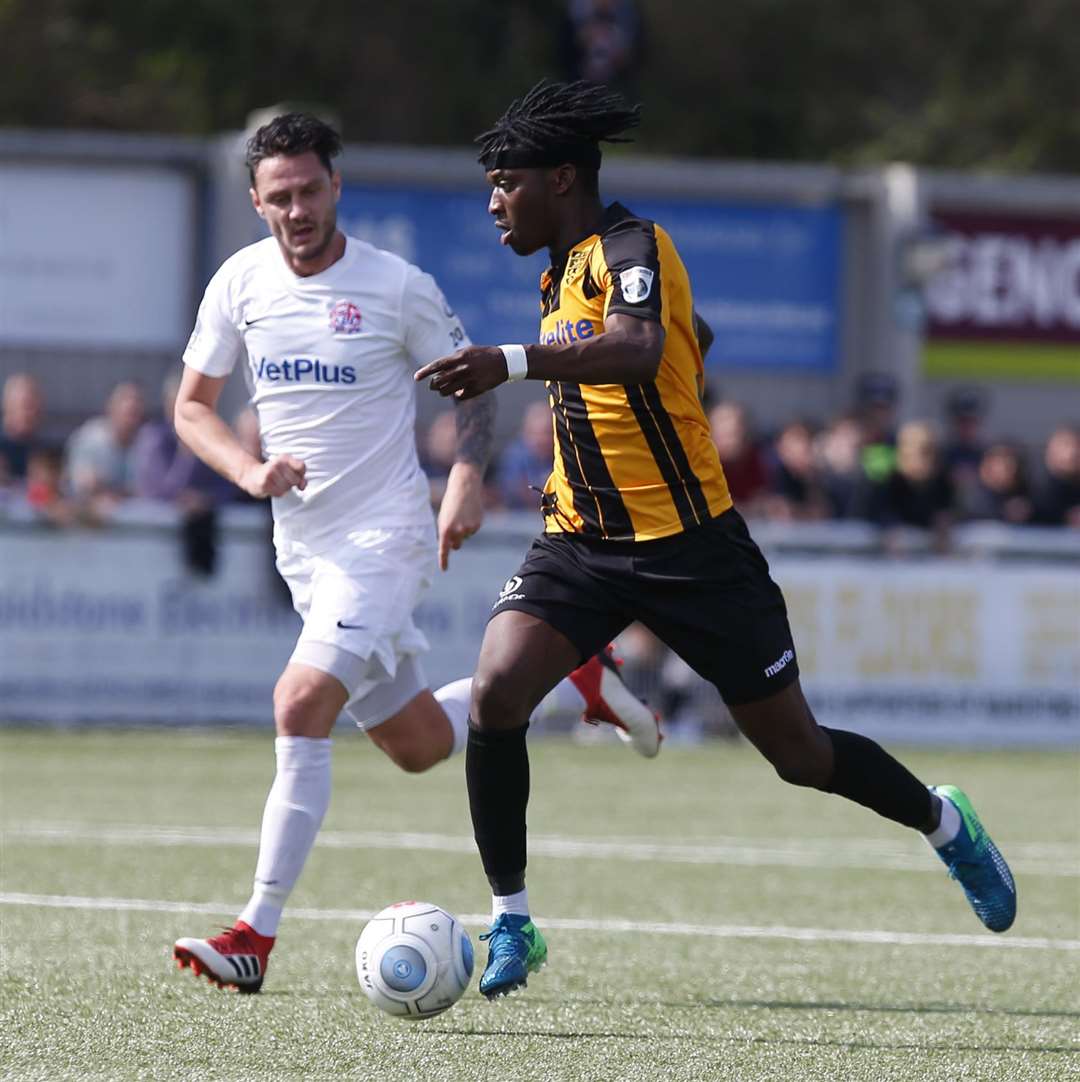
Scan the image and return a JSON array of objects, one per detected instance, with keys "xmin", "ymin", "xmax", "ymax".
[{"xmin": 355, "ymin": 901, "xmax": 474, "ymax": 1018}]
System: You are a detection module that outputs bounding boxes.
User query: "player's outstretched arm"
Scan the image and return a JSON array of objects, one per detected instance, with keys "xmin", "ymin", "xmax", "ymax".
[
  {"xmin": 415, "ymin": 314, "xmax": 664, "ymax": 400},
  {"xmin": 437, "ymin": 391, "xmax": 495, "ymax": 570},
  {"xmin": 174, "ymin": 366, "xmax": 306, "ymax": 499}
]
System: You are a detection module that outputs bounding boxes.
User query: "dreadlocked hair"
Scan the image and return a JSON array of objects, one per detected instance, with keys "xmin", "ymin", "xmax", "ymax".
[{"xmin": 475, "ymin": 79, "xmax": 641, "ymax": 170}]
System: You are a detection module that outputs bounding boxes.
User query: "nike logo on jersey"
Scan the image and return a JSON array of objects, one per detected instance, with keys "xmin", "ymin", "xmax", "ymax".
[
  {"xmin": 336, "ymin": 620, "xmax": 368, "ymax": 630},
  {"xmin": 245, "ymin": 315, "xmax": 269, "ymax": 326},
  {"xmin": 255, "ymin": 357, "xmax": 357, "ymax": 385}
]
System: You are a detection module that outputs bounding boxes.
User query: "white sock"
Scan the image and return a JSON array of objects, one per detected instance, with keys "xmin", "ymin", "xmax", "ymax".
[
  {"xmin": 925, "ymin": 791, "xmax": 962, "ymax": 848},
  {"xmin": 492, "ymin": 889, "xmax": 530, "ymax": 920},
  {"xmin": 238, "ymin": 736, "xmax": 332, "ymax": 937},
  {"xmin": 433, "ymin": 675, "xmax": 588, "ymax": 759},
  {"xmin": 433, "ymin": 678, "xmax": 472, "ymax": 758}
]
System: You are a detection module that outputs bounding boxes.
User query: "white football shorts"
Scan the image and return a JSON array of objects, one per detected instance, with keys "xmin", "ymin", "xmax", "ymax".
[{"xmin": 275, "ymin": 523, "xmax": 437, "ymax": 729}]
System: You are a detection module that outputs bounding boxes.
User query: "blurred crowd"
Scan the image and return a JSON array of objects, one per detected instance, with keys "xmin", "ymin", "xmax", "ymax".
[
  {"xmin": 3, "ymin": 367, "xmax": 1076, "ymax": 738},
  {"xmin": 419, "ymin": 374, "xmax": 1079, "ymax": 537},
  {"xmin": 0, "ymin": 373, "xmax": 253, "ymax": 530},
  {"xmin": 705, "ymin": 376, "xmax": 1080, "ymax": 538},
  {"xmin": 2, "ymin": 371, "xmax": 1078, "ymax": 541}
]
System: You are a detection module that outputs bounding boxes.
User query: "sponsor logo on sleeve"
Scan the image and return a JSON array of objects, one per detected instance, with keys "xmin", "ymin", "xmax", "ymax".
[{"xmin": 618, "ymin": 266, "xmax": 655, "ymax": 304}]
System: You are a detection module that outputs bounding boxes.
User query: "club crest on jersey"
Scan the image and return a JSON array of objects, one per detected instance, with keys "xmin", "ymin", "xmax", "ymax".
[
  {"xmin": 565, "ymin": 249, "xmax": 588, "ymax": 281},
  {"xmin": 619, "ymin": 266, "xmax": 654, "ymax": 304},
  {"xmin": 329, "ymin": 300, "xmax": 363, "ymax": 334}
]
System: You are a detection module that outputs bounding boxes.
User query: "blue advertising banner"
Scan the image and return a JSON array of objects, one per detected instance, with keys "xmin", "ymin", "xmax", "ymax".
[{"xmin": 339, "ymin": 185, "xmax": 842, "ymax": 371}]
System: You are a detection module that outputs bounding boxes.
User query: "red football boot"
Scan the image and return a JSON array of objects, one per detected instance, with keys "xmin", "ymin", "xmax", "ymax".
[
  {"xmin": 568, "ymin": 646, "xmax": 662, "ymax": 758},
  {"xmin": 174, "ymin": 921, "xmax": 275, "ymax": 993}
]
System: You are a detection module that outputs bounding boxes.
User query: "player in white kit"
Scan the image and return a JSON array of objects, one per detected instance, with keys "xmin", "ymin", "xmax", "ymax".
[{"xmin": 170, "ymin": 114, "xmax": 660, "ymax": 992}]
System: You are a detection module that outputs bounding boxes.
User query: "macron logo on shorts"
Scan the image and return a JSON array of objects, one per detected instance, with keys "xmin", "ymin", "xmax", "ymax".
[
  {"xmin": 764, "ymin": 648, "xmax": 795, "ymax": 679},
  {"xmin": 492, "ymin": 575, "xmax": 526, "ymax": 611}
]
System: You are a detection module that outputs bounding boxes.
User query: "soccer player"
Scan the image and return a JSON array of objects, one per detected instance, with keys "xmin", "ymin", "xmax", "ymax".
[
  {"xmin": 170, "ymin": 113, "xmax": 659, "ymax": 993},
  {"xmin": 415, "ymin": 81, "xmax": 1018, "ymax": 999}
]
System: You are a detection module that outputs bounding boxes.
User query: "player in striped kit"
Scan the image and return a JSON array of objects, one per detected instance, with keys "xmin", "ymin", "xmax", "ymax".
[{"xmin": 417, "ymin": 81, "xmax": 1017, "ymax": 999}]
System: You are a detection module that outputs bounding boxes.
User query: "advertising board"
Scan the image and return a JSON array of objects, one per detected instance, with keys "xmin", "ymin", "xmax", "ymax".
[
  {"xmin": 2, "ymin": 522, "xmax": 1075, "ymax": 745},
  {"xmin": 923, "ymin": 210, "xmax": 1080, "ymax": 381},
  {"xmin": 338, "ymin": 186, "xmax": 843, "ymax": 371}
]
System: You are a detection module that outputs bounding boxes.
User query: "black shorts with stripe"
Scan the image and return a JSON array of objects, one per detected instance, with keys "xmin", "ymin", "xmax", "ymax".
[{"xmin": 488, "ymin": 508, "xmax": 799, "ymax": 706}]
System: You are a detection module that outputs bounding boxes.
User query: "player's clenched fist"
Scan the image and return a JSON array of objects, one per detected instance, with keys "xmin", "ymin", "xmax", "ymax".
[{"xmin": 240, "ymin": 454, "xmax": 307, "ymax": 498}]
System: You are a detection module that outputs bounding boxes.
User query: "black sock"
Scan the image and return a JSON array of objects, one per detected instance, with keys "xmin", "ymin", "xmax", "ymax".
[
  {"xmin": 820, "ymin": 727, "xmax": 934, "ymax": 831},
  {"xmin": 466, "ymin": 722, "xmax": 529, "ymax": 896}
]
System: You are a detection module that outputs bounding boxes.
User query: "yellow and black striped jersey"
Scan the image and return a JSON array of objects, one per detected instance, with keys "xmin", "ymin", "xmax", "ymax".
[{"xmin": 537, "ymin": 202, "xmax": 732, "ymax": 541}]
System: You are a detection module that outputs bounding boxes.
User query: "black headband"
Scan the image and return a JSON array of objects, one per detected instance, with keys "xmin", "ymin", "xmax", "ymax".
[{"xmin": 481, "ymin": 142, "xmax": 602, "ymax": 171}]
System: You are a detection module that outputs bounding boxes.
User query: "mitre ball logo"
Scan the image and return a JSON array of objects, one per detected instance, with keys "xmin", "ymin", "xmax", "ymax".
[{"xmin": 330, "ymin": 300, "xmax": 363, "ymax": 334}]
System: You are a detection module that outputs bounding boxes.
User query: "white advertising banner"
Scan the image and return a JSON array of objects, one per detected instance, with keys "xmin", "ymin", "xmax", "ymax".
[
  {"xmin": 0, "ymin": 163, "xmax": 195, "ymax": 348},
  {"xmin": 0, "ymin": 525, "xmax": 1076, "ymax": 744},
  {"xmin": 778, "ymin": 561, "xmax": 1079, "ymax": 746},
  {"xmin": 0, "ymin": 524, "xmax": 522, "ymax": 727}
]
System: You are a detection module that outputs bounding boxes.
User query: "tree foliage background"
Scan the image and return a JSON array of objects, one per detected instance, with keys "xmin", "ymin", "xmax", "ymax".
[{"xmin": 2, "ymin": 0, "xmax": 1078, "ymax": 172}]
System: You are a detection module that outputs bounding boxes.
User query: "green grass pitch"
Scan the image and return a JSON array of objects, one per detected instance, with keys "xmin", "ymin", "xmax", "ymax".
[{"xmin": 1, "ymin": 728, "xmax": 1077, "ymax": 1081}]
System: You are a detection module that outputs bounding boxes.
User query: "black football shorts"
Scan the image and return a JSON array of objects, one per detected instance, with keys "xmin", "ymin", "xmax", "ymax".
[{"xmin": 488, "ymin": 508, "xmax": 799, "ymax": 706}]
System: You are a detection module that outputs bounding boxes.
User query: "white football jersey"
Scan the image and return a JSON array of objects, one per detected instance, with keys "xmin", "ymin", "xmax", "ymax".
[{"xmin": 183, "ymin": 235, "xmax": 469, "ymax": 553}]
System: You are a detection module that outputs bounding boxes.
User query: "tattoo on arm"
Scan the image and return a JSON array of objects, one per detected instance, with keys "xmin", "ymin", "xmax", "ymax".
[{"xmin": 454, "ymin": 391, "xmax": 495, "ymax": 469}]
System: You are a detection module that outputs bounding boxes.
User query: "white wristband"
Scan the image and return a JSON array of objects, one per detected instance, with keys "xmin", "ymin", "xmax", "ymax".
[{"xmin": 499, "ymin": 343, "xmax": 529, "ymax": 383}]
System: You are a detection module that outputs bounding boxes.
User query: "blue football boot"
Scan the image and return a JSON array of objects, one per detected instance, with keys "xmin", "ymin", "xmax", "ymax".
[
  {"xmin": 929, "ymin": 784, "xmax": 1017, "ymax": 933},
  {"xmin": 477, "ymin": 914, "xmax": 548, "ymax": 999}
]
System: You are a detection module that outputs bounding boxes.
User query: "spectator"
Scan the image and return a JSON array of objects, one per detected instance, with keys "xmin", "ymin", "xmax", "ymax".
[
  {"xmin": 1031, "ymin": 424, "xmax": 1080, "ymax": 527},
  {"xmin": 816, "ymin": 414, "xmax": 864, "ymax": 519},
  {"xmin": 497, "ymin": 400, "xmax": 554, "ymax": 510},
  {"xmin": 942, "ymin": 386, "xmax": 989, "ymax": 492},
  {"xmin": 708, "ymin": 401, "xmax": 769, "ymax": 512},
  {"xmin": 763, "ymin": 419, "xmax": 828, "ymax": 521},
  {"xmin": 24, "ymin": 446, "xmax": 77, "ymax": 527},
  {"xmin": 0, "ymin": 372, "xmax": 47, "ymax": 486},
  {"xmin": 558, "ymin": 0, "xmax": 644, "ymax": 95},
  {"xmin": 855, "ymin": 371, "xmax": 899, "ymax": 484},
  {"xmin": 962, "ymin": 441, "xmax": 1032, "ymax": 525},
  {"xmin": 65, "ymin": 381, "xmax": 146, "ymax": 505},
  {"xmin": 418, "ymin": 409, "xmax": 458, "ymax": 507},
  {"xmin": 132, "ymin": 373, "xmax": 236, "ymax": 507},
  {"xmin": 856, "ymin": 421, "xmax": 954, "ymax": 544}
]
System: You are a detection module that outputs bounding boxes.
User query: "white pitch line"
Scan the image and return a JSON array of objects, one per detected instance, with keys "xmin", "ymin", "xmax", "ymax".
[
  {"xmin": 1, "ymin": 891, "xmax": 1075, "ymax": 952},
  {"xmin": 4, "ymin": 822, "xmax": 1076, "ymax": 877}
]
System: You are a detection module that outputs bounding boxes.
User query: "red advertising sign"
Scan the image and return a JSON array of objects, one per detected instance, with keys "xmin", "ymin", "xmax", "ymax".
[{"xmin": 923, "ymin": 211, "xmax": 1080, "ymax": 380}]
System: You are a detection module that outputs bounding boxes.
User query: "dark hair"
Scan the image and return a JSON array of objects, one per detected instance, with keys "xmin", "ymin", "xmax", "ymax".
[
  {"xmin": 245, "ymin": 113, "xmax": 342, "ymax": 184},
  {"xmin": 475, "ymin": 79, "xmax": 640, "ymax": 181}
]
